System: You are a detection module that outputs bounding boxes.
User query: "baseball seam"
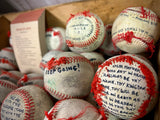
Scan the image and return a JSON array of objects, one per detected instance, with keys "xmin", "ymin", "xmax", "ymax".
[
  {"xmin": 2, "ymin": 48, "xmax": 14, "ymax": 53},
  {"xmin": 46, "ymin": 56, "xmax": 93, "ymax": 70},
  {"xmin": 121, "ymin": 7, "xmax": 160, "ymax": 22},
  {"xmin": 0, "ymin": 80, "xmax": 17, "ymax": 89},
  {"xmin": 13, "ymin": 89, "xmax": 35, "ymax": 120},
  {"xmin": 112, "ymin": 31, "xmax": 155, "ymax": 57},
  {"xmin": 44, "ymin": 84, "xmax": 84, "ymax": 100}
]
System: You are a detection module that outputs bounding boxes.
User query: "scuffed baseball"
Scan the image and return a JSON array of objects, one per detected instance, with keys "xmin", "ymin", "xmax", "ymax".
[
  {"xmin": 91, "ymin": 54, "xmax": 158, "ymax": 119},
  {"xmin": 66, "ymin": 11, "xmax": 105, "ymax": 52},
  {"xmin": 44, "ymin": 52, "xmax": 94, "ymax": 100},
  {"xmin": 112, "ymin": 7, "xmax": 160, "ymax": 54},
  {"xmin": 1, "ymin": 85, "xmax": 54, "ymax": 120}
]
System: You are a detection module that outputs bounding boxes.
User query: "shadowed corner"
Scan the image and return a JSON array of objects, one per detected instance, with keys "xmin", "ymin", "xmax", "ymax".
[{"xmin": 45, "ymin": 10, "xmax": 66, "ymax": 29}]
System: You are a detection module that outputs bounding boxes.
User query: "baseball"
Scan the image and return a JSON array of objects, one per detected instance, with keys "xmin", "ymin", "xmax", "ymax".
[
  {"xmin": 0, "ymin": 47, "xmax": 18, "ymax": 70},
  {"xmin": 91, "ymin": 54, "xmax": 158, "ymax": 119},
  {"xmin": 112, "ymin": 7, "xmax": 160, "ymax": 54},
  {"xmin": 44, "ymin": 98, "xmax": 102, "ymax": 120},
  {"xmin": 98, "ymin": 24, "xmax": 121, "ymax": 56},
  {"xmin": 1, "ymin": 85, "xmax": 54, "ymax": 120},
  {"xmin": 44, "ymin": 51, "xmax": 94, "ymax": 100},
  {"xmin": 66, "ymin": 11, "xmax": 105, "ymax": 52},
  {"xmin": 40, "ymin": 50, "xmax": 62, "ymax": 71},
  {"xmin": 46, "ymin": 27, "xmax": 69, "ymax": 51},
  {"xmin": 17, "ymin": 73, "xmax": 44, "ymax": 87}
]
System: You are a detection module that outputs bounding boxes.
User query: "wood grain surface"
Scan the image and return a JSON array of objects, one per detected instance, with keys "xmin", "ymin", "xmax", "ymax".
[{"xmin": 1, "ymin": 0, "xmax": 160, "ymax": 28}]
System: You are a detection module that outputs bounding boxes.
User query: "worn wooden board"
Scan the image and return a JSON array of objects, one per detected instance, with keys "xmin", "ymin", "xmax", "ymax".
[
  {"xmin": 0, "ymin": 16, "xmax": 10, "ymax": 50},
  {"xmin": 2, "ymin": 0, "xmax": 160, "ymax": 28}
]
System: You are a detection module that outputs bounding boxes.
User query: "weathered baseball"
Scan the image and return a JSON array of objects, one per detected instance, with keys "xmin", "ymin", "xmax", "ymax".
[
  {"xmin": 44, "ymin": 99, "xmax": 102, "ymax": 120},
  {"xmin": 80, "ymin": 52, "xmax": 105, "ymax": 72},
  {"xmin": 0, "ymin": 70, "xmax": 24, "ymax": 84},
  {"xmin": 66, "ymin": 11, "xmax": 105, "ymax": 52},
  {"xmin": 44, "ymin": 52, "xmax": 94, "ymax": 100},
  {"xmin": 112, "ymin": 7, "xmax": 160, "ymax": 54},
  {"xmin": 40, "ymin": 50, "xmax": 62, "ymax": 71},
  {"xmin": 99, "ymin": 24, "xmax": 121, "ymax": 56},
  {"xmin": 46, "ymin": 27, "xmax": 68, "ymax": 51},
  {"xmin": 1, "ymin": 85, "xmax": 54, "ymax": 120},
  {"xmin": 17, "ymin": 73, "xmax": 44, "ymax": 87},
  {"xmin": 91, "ymin": 54, "xmax": 158, "ymax": 119},
  {"xmin": 0, "ymin": 47, "xmax": 18, "ymax": 70}
]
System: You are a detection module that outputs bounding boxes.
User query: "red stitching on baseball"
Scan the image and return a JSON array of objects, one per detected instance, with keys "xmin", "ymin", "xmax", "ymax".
[
  {"xmin": 0, "ymin": 58, "xmax": 18, "ymax": 70},
  {"xmin": 0, "ymin": 80, "xmax": 17, "ymax": 89},
  {"xmin": 2, "ymin": 48, "xmax": 13, "ymax": 52},
  {"xmin": 11, "ymin": 89, "xmax": 35, "ymax": 119},
  {"xmin": 45, "ymin": 99, "xmax": 100, "ymax": 120},
  {"xmin": 45, "ymin": 84, "xmax": 85, "ymax": 100},
  {"xmin": 112, "ymin": 31, "xmax": 155, "ymax": 57},
  {"xmin": 121, "ymin": 6, "xmax": 160, "ymax": 22},
  {"xmin": 0, "ymin": 71, "xmax": 21, "ymax": 81},
  {"xmin": 91, "ymin": 55, "xmax": 157, "ymax": 119},
  {"xmin": 66, "ymin": 11, "xmax": 102, "ymax": 48},
  {"xmin": 46, "ymin": 56, "xmax": 93, "ymax": 70}
]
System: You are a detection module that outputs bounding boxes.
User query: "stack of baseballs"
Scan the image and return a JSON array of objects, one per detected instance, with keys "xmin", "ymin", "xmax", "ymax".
[{"xmin": 0, "ymin": 6, "xmax": 160, "ymax": 120}]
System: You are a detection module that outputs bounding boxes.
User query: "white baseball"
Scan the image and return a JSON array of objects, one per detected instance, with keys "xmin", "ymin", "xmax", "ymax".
[
  {"xmin": 1, "ymin": 85, "xmax": 54, "ymax": 120},
  {"xmin": 40, "ymin": 50, "xmax": 62, "ymax": 71},
  {"xmin": 44, "ymin": 52, "xmax": 94, "ymax": 100},
  {"xmin": 44, "ymin": 99, "xmax": 102, "ymax": 120},
  {"xmin": 46, "ymin": 27, "xmax": 68, "ymax": 51},
  {"xmin": 0, "ymin": 47, "xmax": 18, "ymax": 70},
  {"xmin": 112, "ymin": 7, "xmax": 160, "ymax": 54},
  {"xmin": 66, "ymin": 11, "xmax": 105, "ymax": 52},
  {"xmin": 91, "ymin": 54, "xmax": 158, "ymax": 119}
]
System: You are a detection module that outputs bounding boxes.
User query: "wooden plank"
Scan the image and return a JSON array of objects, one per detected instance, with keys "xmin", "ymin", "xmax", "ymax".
[{"xmin": 0, "ymin": 16, "xmax": 10, "ymax": 50}]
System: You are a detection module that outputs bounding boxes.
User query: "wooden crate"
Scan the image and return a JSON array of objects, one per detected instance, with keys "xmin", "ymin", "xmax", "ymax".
[{"xmin": 0, "ymin": 0, "xmax": 160, "ymax": 119}]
